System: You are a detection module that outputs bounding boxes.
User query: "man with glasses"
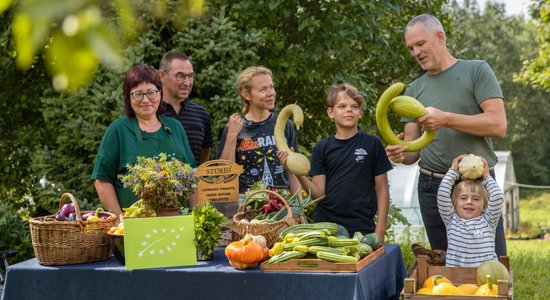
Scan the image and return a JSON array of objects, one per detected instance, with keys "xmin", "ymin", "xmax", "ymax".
[{"xmin": 159, "ymin": 51, "xmax": 214, "ymax": 164}]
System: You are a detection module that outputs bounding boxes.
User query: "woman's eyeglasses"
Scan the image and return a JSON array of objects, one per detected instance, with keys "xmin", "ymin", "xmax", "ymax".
[{"xmin": 130, "ymin": 90, "xmax": 160, "ymax": 102}]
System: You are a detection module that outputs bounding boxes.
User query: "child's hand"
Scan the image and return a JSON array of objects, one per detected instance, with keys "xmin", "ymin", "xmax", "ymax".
[
  {"xmin": 480, "ymin": 156, "xmax": 490, "ymax": 177},
  {"xmin": 277, "ymin": 150, "xmax": 289, "ymax": 169},
  {"xmin": 451, "ymin": 154, "xmax": 467, "ymax": 170},
  {"xmin": 385, "ymin": 133, "xmax": 408, "ymax": 163}
]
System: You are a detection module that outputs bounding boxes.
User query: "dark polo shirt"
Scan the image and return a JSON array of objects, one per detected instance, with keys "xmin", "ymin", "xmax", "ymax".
[{"xmin": 163, "ymin": 99, "xmax": 214, "ymax": 163}]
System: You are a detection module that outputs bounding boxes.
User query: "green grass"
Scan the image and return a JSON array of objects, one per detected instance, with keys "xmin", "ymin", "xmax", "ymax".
[
  {"xmin": 512, "ymin": 192, "xmax": 550, "ymax": 238},
  {"xmin": 507, "ymin": 239, "xmax": 550, "ymax": 300}
]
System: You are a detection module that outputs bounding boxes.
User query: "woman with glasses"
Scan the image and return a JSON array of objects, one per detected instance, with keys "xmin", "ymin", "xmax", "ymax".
[
  {"xmin": 217, "ymin": 66, "xmax": 301, "ymax": 196},
  {"xmin": 91, "ymin": 65, "xmax": 196, "ymax": 222}
]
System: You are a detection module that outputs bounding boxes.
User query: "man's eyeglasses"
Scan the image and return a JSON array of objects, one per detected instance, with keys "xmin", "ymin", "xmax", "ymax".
[
  {"xmin": 165, "ymin": 71, "xmax": 195, "ymax": 82},
  {"xmin": 130, "ymin": 90, "xmax": 160, "ymax": 102}
]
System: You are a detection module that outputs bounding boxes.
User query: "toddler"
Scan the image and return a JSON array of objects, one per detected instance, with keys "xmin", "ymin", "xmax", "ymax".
[{"xmin": 437, "ymin": 154, "xmax": 503, "ymax": 267}]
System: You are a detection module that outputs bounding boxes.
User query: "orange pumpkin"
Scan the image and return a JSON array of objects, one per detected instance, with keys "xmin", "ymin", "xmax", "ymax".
[
  {"xmin": 225, "ymin": 234, "xmax": 266, "ymax": 269},
  {"xmin": 423, "ymin": 275, "xmax": 452, "ymax": 289}
]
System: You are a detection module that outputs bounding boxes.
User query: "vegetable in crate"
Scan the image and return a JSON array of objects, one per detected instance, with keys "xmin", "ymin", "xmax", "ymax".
[
  {"xmin": 422, "ymin": 275, "xmax": 452, "ymax": 289},
  {"xmin": 475, "ymin": 259, "xmax": 509, "ymax": 285},
  {"xmin": 457, "ymin": 283, "xmax": 479, "ymax": 295},
  {"xmin": 431, "ymin": 282, "xmax": 463, "ymax": 295},
  {"xmin": 475, "ymin": 275, "xmax": 498, "ymax": 296},
  {"xmin": 361, "ymin": 233, "xmax": 380, "ymax": 250}
]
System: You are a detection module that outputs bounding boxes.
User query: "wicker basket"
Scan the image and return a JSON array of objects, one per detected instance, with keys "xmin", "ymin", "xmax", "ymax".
[
  {"xmin": 232, "ymin": 190, "xmax": 295, "ymax": 248},
  {"xmin": 29, "ymin": 193, "xmax": 116, "ymax": 265}
]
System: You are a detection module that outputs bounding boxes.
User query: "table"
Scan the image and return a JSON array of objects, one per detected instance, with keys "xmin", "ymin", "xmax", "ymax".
[{"xmin": 2, "ymin": 244, "xmax": 406, "ymax": 300}]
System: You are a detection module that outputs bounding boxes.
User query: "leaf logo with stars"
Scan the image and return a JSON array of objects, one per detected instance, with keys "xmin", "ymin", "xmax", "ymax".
[
  {"xmin": 124, "ymin": 215, "xmax": 197, "ymax": 270},
  {"xmin": 138, "ymin": 226, "xmax": 186, "ymax": 258}
]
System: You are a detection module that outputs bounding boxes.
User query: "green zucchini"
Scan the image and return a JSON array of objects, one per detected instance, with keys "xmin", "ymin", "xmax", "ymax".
[
  {"xmin": 316, "ymin": 251, "xmax": 358, "ymax": 263},
  {"xmin": 266, "ymin": 250, "xmax": 306, "ymax": 264}
]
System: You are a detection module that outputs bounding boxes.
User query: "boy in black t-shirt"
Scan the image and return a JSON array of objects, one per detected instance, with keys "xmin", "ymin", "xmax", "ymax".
[{"xmin": 278, "ymin": 83, "xmax": 392, "ymax": 243}]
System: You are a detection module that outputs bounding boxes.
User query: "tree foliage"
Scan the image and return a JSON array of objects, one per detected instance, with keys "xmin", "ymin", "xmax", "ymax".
[
  {"xmin": 1, "ymin": 0, "xmax": 205, "ymax": 90},
  {"xmin": 518, "ymin": 0, "xmax": 550, "ymax": 91},
  {"xmin": 449, "ymin": 0, "xmax": 550, "ymax": 185}
]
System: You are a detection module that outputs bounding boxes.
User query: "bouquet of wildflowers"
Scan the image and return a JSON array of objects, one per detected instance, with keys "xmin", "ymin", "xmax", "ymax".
[{"xmin": 119, "ymin": 153, "xmax": 197, "ymax": 211}]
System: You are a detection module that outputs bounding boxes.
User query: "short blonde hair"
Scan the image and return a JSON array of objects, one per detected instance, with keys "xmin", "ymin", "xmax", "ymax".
[
  {"xmin": 451, "ymin": 179, "xmax": 489, "ymax": 210},
  {"xmin": 236, "ymin": 66, "xmax": 273, "ymax": 114},
  {"xmin": 326, "ymin": 83, "xmax": 365, "ymax": 110}
]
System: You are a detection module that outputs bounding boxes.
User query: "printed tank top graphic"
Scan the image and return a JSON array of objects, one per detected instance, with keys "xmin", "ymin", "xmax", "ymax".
[{"xmin": 236, "ymin": 122, "xmax": 289, "ymax": 190}]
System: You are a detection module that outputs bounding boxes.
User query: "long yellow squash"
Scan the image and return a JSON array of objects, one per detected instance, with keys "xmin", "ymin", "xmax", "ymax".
[
  {"xmin": 274, "ymin": 104, "xmax": 310, "ymax": 176},
  {"xmin": 375, "ymin": 82, "xmax": 435, "ymax": 152}
]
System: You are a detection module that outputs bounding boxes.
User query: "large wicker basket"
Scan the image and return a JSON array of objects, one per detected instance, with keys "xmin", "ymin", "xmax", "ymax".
[
  {"xmin": 231, "ymin": 190, "xmax": 295, "ymax": 248},
  {"xmin": 29, "ymin": 193, "xmax": 116, "ymax": 265}
]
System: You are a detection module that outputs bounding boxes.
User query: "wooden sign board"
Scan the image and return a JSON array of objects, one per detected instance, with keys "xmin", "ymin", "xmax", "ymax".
[{"xmin": 196, "ymin": 159, "xmax": 243, "ymax": 206}]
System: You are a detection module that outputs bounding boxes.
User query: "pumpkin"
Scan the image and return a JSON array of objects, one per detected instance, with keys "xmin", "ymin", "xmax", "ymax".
[
  {"xmin": 225, "ymin": 235, "xmax": 266, "ymax": 269},
  {"xmin": 476, "ymin": 259, "xmax": 509, "ymax": 285},
  {"xmin": 248, "ymin": 234, "xmax": 270, "ymax": 261},
  {"xmin": 250, "ymin": 234, "xmax": 267, "ymax": 249},
  {"xmin": 458, "ymin": 154, "xmax": 484, "ymax": 179},
  {"xmin": 475, "ymin": 275, "xmax": 498, "ymax": 296},
  {"xmin": 274, "ymin": 104, "xmax": 310, "ymax": 176},
  {"xmin": 431, "ymin": 282, "xmax": 463, "ymax": 295},
  {"xmin": 457, "ymin": 283, "xmax": 479, "ymax": 295},
  {"xmin": 422, "ymin": 275, "xmax": 452, "ymax": 289}
]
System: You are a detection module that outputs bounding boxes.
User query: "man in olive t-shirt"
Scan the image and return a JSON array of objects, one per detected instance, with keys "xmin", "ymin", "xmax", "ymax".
[{"xmin": 385, "ymin": 14, "xmax": 508, "ymax": 258}]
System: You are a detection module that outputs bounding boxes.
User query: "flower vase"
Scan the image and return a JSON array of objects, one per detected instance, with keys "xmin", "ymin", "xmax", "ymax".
[{"xmin": 156, "ymin": 207, "xmax": 181, "ymax": 217}]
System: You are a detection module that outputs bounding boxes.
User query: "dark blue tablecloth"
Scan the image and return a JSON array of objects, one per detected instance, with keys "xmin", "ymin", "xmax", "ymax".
[{"xmin": 2, "ymin": 244, "xmax": 406, "ymax": 300}]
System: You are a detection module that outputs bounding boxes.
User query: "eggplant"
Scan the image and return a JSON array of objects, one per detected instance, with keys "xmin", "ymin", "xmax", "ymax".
[
  {"xmin": 59, "ymin": 203, "xmax": 74, "ymax": 217},
  {"xmin": 55, "ymin": 214, "xmax": 69, "ymax": 221},
  {"xmin": 68, "ymin": 212, "xmax": 77, "ymax": 221},
  {"xmin": 81, "ymin": 212, "xmax": 94, "ymax": 221}
]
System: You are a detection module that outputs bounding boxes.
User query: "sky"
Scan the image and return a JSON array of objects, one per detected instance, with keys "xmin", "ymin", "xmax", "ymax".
[{"xmin": 469, "ymin": 0, "xmax": 531, "ymax": 16}]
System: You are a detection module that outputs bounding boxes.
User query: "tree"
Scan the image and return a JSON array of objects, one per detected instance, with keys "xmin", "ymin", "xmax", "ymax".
[
  {"xmin": 449, "ymin": 0, "xmax": 550, "ymax": 185},
  {"xmin": 209, "ymin": 0, "xmax": 450, "ymax": 151},
  {"xmin": 1, "ymin": 0, "xmax": 204, "ymax": 90},
  {"xmin": 518, "ymin": 0, "xmax": 550, "ymax": 91}
]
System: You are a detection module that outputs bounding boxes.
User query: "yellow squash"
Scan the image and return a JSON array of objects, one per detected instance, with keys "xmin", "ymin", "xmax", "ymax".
[
  {"xmin": 457, "ymin": 283, "xmax": 479, "ymax": 295},
  {"xmin": 475, "ymin": 275, "xmax": 498, "ymax": 296},
  {"xmin": 375, "ymin": 82, "xmax": 435, "ymax": 152},
  {"xmin": 274, "ymin": 104, "xmax": 310, "ymax": 176},
  {"xmin": 432, "ymin": 282, "xmax": 464, "ymax": 295},
  {"xmin": 423, "ymin": 275, "xmax": 452, "ymax": 289}
]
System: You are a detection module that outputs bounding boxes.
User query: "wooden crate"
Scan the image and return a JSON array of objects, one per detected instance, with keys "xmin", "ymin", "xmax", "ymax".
[
  {"xmin": 260, "ymin": 245, "xmax": 385, "ymax": 273},
  {"xmin": 401, "ymin": 255, "xmax": 513, "ymax": 299}
]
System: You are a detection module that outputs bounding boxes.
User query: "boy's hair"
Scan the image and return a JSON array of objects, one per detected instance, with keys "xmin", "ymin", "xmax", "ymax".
[
  {"xmin": 451, "ymin": 179, "xmax": 489, "ymax": 210},
  {"xmin": 326, "ymin": 83, "xmax": 365, "ymax": 110},
  {"xmin": 236, "ymin": 66, "xmax": 273, "ymax": 114}
]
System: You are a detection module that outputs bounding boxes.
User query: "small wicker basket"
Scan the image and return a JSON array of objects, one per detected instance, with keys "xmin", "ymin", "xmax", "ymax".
[
  {"xmin": 231, "ymin": 190, "xmax": 295, "ymax": 248},
  {"xmin": 29, "ymin": 193, "xmax": 116, "ymax": 265}
]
